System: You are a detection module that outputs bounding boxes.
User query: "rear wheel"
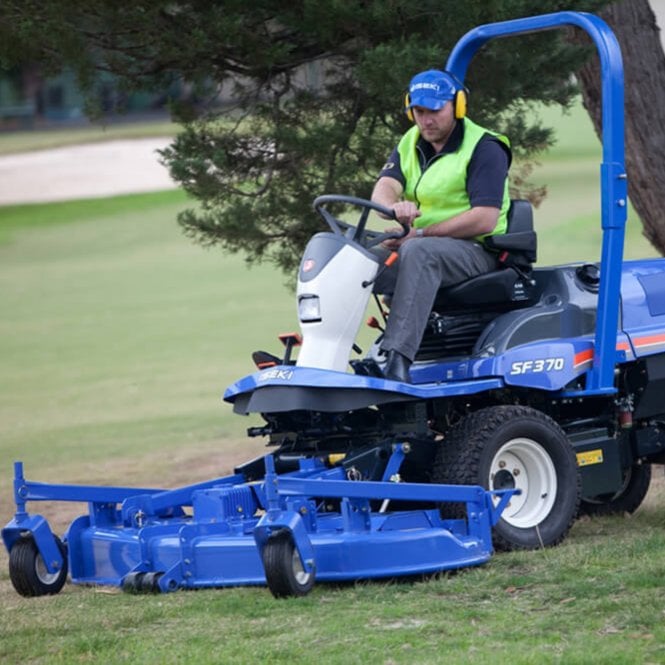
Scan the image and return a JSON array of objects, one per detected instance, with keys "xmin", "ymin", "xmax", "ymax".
[
  {"xmin": 432, "ymin": 405, "xmax": 581, "ymax": 550},
  {"xmin": 9, "ymin": 534, "xmax": 68, "ymax": 597},
  {"xmin": 262, "ymin": 530, "xmax": 315, "ymax": 598},
  {"xmin": 580, "ymin": 462, "xmax": 651, "ymax": 516}
]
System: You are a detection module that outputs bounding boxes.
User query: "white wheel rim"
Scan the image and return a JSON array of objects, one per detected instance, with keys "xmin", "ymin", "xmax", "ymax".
[
  {"xmin": 291, "ymin": 548, "xmax": 311, "ymax": 586},
  {"xmin": 35, "ymin": 552, "xmax": 60, "ymax": 585},
  {"xmin": 489, "ymin": 437, "xmax": 557, "ymax": 528}
]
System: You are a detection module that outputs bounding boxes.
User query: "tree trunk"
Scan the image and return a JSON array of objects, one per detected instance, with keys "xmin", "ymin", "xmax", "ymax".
[{"xmin": 574, "ymin": 0, "xmax": 665, "ymax": 255}]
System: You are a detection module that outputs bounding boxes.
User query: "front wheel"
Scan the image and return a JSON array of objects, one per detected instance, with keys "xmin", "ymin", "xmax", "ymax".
[
  {"xmin": 262, "ymin": 530, "xmax": 315, "ymax": 598},
  {"xmin": 432, "ymin": 405, "xmax": 581, "ymax": 550},
  {"xmin": 9, "ymin": 534, "xmax": 68, "ymax": 597}
]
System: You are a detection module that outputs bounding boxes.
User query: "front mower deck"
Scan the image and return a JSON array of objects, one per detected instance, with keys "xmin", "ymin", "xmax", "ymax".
[{"xmin": 3, "ymin": 451, "xmax": 514, "ymax": 597}]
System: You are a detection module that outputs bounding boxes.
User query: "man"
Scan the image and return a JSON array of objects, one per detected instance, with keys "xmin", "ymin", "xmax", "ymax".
[{"xmin": 372, "ymin": 69, "xmax": 512, "ymax": 382}]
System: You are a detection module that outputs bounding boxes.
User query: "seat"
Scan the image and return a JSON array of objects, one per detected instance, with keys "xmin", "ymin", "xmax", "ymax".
[{"xmin": 432, "ymin": 199, "xmax": 537, "ymax": 311}]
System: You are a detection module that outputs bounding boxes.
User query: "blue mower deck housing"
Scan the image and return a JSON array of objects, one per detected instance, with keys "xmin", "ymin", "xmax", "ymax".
[{"xmin": 4, "ymin": 452, "xmax": 514, "ymax": 596}]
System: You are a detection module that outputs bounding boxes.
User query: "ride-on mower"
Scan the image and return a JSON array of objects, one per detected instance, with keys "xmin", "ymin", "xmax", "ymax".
[{"xmin": 4, "ymin": 11, "xmax": 665, "ymax": 599}]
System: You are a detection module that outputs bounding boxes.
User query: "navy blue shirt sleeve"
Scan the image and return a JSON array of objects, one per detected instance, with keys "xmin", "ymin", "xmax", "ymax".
[
  {"xmin": 467, "ymin": 136, "xmax": 510, "ymax": 208},
  {"xmin": 377, "ymin": 147, "xmax": 405, "ymax": 187}
]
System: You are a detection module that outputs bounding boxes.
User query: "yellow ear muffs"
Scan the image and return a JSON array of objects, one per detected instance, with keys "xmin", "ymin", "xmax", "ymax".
[
  {"xmin": 404, "ymin": 88, "xmax": 467, "ymax": 122},
  {"xmin": 404, "ymin": 92, "xmax": 414, "ymax": 122},
  {"xmin": 453, "ymin": 89, "xmax": 467, "ymax": 120}
]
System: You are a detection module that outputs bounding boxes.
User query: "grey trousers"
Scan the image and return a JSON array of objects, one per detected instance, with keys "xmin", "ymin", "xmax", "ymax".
[{"xmin": 373, "ymin": 237, "xmax": 498, "ymax": 361}]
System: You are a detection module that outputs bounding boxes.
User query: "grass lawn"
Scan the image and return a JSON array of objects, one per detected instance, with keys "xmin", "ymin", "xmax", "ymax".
[
  {"xmin": 1, "ymin": 509, "xmax": 664, "ymax": 664},
  {"xmin": 0, "ymin": 104, "xmax": 664, "ymax": 663}
]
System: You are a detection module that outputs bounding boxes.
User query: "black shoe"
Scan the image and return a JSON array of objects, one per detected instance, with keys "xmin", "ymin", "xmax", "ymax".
[{"xmin": 383, "ymin": 350, "xmax": 412, "ymax": 383}]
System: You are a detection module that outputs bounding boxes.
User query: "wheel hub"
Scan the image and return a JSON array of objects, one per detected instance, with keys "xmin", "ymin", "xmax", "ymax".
[
  {"xmin": 291, "ymin": 548, "xmax": 311, "ymax": 586},
  {"xmin": 489, "ymin": 437, "xmax": 557, "ymax": 528},
  {"xmin": 492, "ymin": 469, "xmax": 516, "ymax": 491},
  {"xmin": 35, "ymin": 554, "xmax": 61, "ymax": 585}
]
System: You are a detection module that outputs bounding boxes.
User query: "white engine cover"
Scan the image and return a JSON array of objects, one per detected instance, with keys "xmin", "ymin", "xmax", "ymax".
[{"xmin": 296, "ymin": 241, "xmax": 378, "ymax": 372}]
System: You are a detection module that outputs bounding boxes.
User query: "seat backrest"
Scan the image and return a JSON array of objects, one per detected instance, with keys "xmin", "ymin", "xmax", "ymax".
[
  {"xmin": 484, "ymin": 199, "xmax": 537, "ymax": 266},
  {"xmin": 506, "ymin": 199, "xmax": 533, "ymax": 234}
]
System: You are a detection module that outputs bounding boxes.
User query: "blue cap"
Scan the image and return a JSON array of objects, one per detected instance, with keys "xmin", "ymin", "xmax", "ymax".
[{"xmin": 407, "ymin": 70, "xmax": 457, "ymax": 110}]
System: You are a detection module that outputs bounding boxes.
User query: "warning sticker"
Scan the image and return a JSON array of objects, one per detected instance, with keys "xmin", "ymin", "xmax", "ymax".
[{"xmin": 576, "ymin": 449, "xmax": 604, "ymax": 467}]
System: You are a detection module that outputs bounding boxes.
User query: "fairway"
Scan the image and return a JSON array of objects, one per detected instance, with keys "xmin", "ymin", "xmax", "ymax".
[{"xmin": 0, "ymin": 104, "xmax": 664, "ymax": 663}]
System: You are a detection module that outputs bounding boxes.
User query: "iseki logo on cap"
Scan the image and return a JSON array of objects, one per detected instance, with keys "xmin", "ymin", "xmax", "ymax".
[{"xmin": 410, "ymin": 82, "xmax": 440, "ymax": 93}]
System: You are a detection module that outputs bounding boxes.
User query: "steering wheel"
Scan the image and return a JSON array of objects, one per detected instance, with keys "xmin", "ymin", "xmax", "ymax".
[{"xmin": 313, "ymin": 194, "xmax": 410, "ymax": 249}]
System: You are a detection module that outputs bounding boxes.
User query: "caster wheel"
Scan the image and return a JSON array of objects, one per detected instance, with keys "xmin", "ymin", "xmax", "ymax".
[
  {"xmin": 262, "ymin": 530, "xmax": 315, "ymax": 598},
  {"xmin": 9, "ymin": 534, "xmax": 68, "ymax": 597}
]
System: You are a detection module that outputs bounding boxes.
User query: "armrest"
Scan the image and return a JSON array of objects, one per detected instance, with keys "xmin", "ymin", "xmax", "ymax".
[{"xmin": 485, "ymin": 231, "xmax": 537, "ymax": 252}]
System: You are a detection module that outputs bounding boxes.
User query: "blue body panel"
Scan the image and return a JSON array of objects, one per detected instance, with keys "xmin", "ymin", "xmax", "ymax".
[
  {"xmin": 621, "ymin": 260, "xmax": 665, "ymax": 357},
  {"xmin": 224, "ymin": 365, "xmax": 504, "ymax": 402}
]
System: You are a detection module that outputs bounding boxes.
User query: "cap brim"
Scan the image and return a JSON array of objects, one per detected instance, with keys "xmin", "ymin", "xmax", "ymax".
[{"xmin": 407, "ymin": 94, "xmax": 451, "ymax": 111}]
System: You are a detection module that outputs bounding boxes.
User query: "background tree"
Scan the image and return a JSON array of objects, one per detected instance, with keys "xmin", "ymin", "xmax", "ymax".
[
  {"xmin": 573, "ymin": 0, "xmax": 665, "ymax": 255},
  {"xmin": 0, "ymin": 0, "xmax": 613, "ymax": 274}
]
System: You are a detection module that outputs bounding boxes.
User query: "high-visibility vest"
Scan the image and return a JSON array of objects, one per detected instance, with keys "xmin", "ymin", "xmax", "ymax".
[{"xmin": 397, "ymin": 118, "xmax": 511, "ymax": 238}]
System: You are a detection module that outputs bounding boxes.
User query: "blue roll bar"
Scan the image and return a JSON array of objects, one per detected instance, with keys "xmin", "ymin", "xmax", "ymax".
[{"xmin": 447, "ymin": 11, "xmax": 627, "ymax": 394}]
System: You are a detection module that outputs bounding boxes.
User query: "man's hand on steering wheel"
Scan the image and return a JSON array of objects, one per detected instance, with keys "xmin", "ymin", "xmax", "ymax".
[
  {"xmin": 381, "ymin": 201, "xmax": 423, "ymax": 249},
  {"xmin": 392, "ymin": 201, "xmax": 421, "ymax": 227}
]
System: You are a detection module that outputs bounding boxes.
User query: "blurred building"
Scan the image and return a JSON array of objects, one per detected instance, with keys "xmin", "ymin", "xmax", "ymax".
[
  {"xmin": 0, "ymin": 60, "xmax": 323, "ymax": 130},
  {"xmin": 0, "ymin": 67, "xmax": 184, "ymax": 129}
]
